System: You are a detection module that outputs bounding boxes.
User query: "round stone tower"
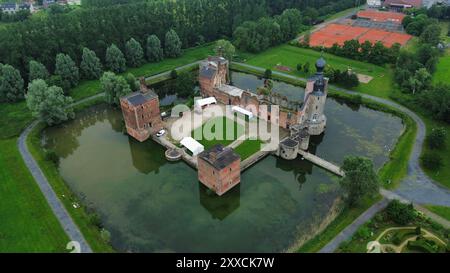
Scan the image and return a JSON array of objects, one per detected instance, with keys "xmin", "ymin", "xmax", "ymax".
[{"xmin": 306, "ymin": 57, "xmax": 328, "ymax": 136}]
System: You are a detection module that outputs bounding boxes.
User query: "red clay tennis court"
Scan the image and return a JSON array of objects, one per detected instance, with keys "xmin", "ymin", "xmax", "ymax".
[
  {"xmin": 356, "ymin": 10, "xmax": 405, "ymax": 23},
  {"xmin": 309, "ymin": 23, "xmax": 412, "ymax": 48}
]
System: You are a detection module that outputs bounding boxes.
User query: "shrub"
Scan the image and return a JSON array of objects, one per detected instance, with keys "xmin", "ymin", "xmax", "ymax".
[
  {"xmin": 421, "ymin": 152, "xmax": 443, "ymax": 171},
  {"xmin": 386, "ymin": 200, "xmax": 416, "ymax": 225},
  {"xmin": 427, "ymin": 127, "xmax": 446, "ymax": 149},
  {"xmin": 264, "ymin": 69, "xmax": 272, "ymax": 79},
  {"xmin": 355, "ymin": 226, "xmax": 372, "ymax": 240},
  {"xmin": 170, "ymin": 69, "xmax": 178, "ymax": 79},
  {"xmin": 44, "ymin": 150, "xmax": 59, "ymax": 165}
]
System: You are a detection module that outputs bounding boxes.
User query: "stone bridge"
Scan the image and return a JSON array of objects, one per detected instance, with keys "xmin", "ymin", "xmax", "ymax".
[{"xmin": 298, "ymin": 150, "xmax": 344, "ymax": 177}]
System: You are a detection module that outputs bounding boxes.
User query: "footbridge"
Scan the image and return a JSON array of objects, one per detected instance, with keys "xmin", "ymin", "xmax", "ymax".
[{"xmin": 298, "ymin": 150, "xmax": 345, "ymax": 177}]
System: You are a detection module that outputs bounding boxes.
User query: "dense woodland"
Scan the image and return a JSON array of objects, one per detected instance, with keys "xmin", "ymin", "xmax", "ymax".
[{"xmin": 0, "ymin": 0, "xmax": 357, "ymax": 78}]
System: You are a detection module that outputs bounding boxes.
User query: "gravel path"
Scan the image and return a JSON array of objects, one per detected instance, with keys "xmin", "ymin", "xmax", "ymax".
[{"xmin": 18, "ymin": 121, "xmax": 93, "ymax": 253}]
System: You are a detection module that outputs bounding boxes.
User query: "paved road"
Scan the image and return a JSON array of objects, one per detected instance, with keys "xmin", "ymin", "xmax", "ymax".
[{"xmin": 18, "ymin": 121, "xmax": 93, "ymax": 253}]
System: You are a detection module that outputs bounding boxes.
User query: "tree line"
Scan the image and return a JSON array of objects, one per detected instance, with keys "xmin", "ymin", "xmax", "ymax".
[
  {"xmin": 0, "ymin": 0, "xmax": 353, "ymax": 78},
  {"xmin": 0, "ymin": 30, "xmax": 179, "ymax": 102}
]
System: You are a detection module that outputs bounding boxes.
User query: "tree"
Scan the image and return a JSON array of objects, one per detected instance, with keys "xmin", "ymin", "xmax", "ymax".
[
  {"xmin": 125, "ymin": 73, "xmax": 139, "ymax": 91},
  {"xmin": 100, "ymin": 72, "xmax": 131, "ymax": 106},
  {"xmin": 170, "ymin": 69, "xmax": 178, "ymax": 79},
  {"xmin": 214, "ymin": 39, "xmax": 235, "ymax": 61},
  {"xmin": 106, "ymin": 44, "xmax": 126, "ymax": 74},
  {"xmin": 339, "ymin": 156, "xmax": 379, "ymax": 207},
  {"xmin": 427, "ymin": 127, "xmax": 446, "ymax": 149},
  {"xmin": 0, "ymin": 63, "xmax": 24, "ymax": 102},
  {"xmin": 419, "ymin": 24, "xmax": 441, "ymax": 46},
  {"xmin": 264, "ymin": 69, "xmax": 272, "ymax": 79},
  {"xmin": 164, "ymin": 29, "xmax": 182, "ymax": 58},
  {"xmin": 146, "ymin": 35, "xmax": 164, "ymax": 62},
  {"xmin": 173, "ymin": 71, "xmax": 196, "ymax": 98},
  {"xmin": 29, "ymin": 60, "xmax": 49, "ymax": 82},
  {"xmin": 303, "ymin": 62, "xmax": 310, "ymax": 74},
  {"xmin": 386, "ymin": 200, "xmax": 416, "ymax": 225},
  {"xmin": 55, "ymin": 53, "xmax": 79, "ymax": 91},
  {"xmin": 125, "ymin": 38, "xmax": 144, "ymax": 67},
  {"xmin": 80, "ymin": 47, "xmax": 103, "ymax": 80},
  {"xmin": 417, "ymin": 84, "xmax": 450, "ymax": 123},
  {"xmin": 26, "ymin": 79, "xmax": 74, "ymax": 125},
  {"xmin": 296, "ymin": 63, "xmax": 303, "ymax": 71}
]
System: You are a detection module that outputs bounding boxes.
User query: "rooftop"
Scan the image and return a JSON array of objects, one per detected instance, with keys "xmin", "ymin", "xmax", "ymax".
[
  {"xmin": 217, "ymin": 84, "xmax": 244, "ymax": 98},
  {"xmin": 199, "ymin": 144, "xmax": 240, "ymax": 170},
  {"xmin": 123, "ymin": 89, "xmax": 158, "ymax": 106}
]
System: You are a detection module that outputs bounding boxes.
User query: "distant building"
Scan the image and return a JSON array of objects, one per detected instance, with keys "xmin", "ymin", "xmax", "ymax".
[
  {"xmin": 197, "ymin": 144, "xmax": 241, "ymax": 196},
  {"xmin": 383, "ymin": 0, "xmax": 423, "ymax": 10},
  {"xmin": 1, "ymin": 2, "xmax": 34, "ymax": 13},
  {"xmin": 1, "ymin": 2, "xmax": 34, "ymax": 14},
  {"xmin": 367, "ymin": 0, "xmax": 382, "ymax": 8},
  {"xmin": 120, "ymin": 78, "xmax": 163, "ymax": 142}
]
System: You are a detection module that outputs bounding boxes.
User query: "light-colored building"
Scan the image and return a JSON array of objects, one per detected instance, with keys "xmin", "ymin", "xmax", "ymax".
[{"xmin": 367, "ymin": 0, "xmax": 382, "ymax": 7}]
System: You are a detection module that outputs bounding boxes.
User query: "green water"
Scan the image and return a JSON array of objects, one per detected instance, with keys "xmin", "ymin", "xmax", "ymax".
[{"xmin": 42, "ymin": 74, "xmax": 404, "ymax": 253}]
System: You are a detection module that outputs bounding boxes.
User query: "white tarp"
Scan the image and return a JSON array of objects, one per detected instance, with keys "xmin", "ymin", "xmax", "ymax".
[
  {"xmin": 232, "ymin": 106, "xmax": 254, "ymax": 119},
  {"xmin": 180, "ymin": 137, "xmax": 204, "ymax": 156},
  {"xmin": 195, "ymin": 97, "xmax": 217, "ymax": 110}
]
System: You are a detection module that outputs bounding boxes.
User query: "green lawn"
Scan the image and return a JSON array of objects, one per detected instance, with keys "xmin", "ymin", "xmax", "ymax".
[
  {"xmin": 234, "ymin": 139, "xmax": 263, "ymax": 160},
  {"xmin": 433, "ymin": 53, "xmax": 450, "ymax": 84},
  {"xmin": 244, "ymin": 44, "xmax": 393, "ymax": 99},
  {"xmin": 424, "ymin": 205, "xmax": 450, "ymax": 221},
  {"xmin": 0, "ymin": 101, "xmax": 33, "ymax": 139},
  {"xmin": 70, "ymin": 43, "xmax": 215, "ymax": 101},
  {"xmin": 0, "ymin": 139, "xmax": 70, "ymax": 252},
  {"xmin": 191, "ymin": 116, "xmax": 244, "ymax": 150}
]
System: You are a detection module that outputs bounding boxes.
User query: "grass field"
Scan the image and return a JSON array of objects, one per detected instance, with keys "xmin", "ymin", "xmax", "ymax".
[
  {"xmin": 0, "ymin": 139, "xmax": 70, "ymax": 252},
  {"xmin": 432, "ymin": 21, "xmax": 450, "ymax": 84},
  {"xmin": 424, "ymin": 205, "xmax": 450, "ymax": 221},
  {"xmin": 244, "ymin": 44, "xmax": 393, "ymax": 98},
  {"xmin": 192, "ymin": 117, "xmax": 244, "ymax": 149},
  {"xmin": 0, "ymin": 101, "xmax": 33, "ymax": 139},
  {"xmin": 70, "ymin": 43, "xmax": 215, "ymax": 101},
  {"xmin": 234, "ymin": 139, "xmax": 263, "ymax": 160}
]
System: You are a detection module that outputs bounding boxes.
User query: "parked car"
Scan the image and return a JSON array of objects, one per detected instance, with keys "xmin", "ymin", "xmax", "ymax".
[{"xmin": 156, "ymin": 129, "xmax": 166, "ymax": 137}]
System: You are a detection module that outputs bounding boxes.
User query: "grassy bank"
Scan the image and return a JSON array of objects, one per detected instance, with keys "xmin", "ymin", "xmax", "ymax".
[
  {"xmin": 424, "ymin": 205, "xmax": 450, "ymax": 222},
  {"xmin": 0, "ymin": 101, "xmax": 33, "ymax": 139},
  {"xmin": 297, "ymin": 195, "xmax": 381, "ymax": 253},
  {"xmin": 0, "ymin": 139, "xmax": 70, "ymax": 252},
  {"xmin": 27, "ymin": 103, "xmax": 114, "ymax": 253}
]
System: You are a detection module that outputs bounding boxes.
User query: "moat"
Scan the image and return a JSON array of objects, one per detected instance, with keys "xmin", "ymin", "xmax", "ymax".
[{"xmin": 42, "ymin": 71, "xmax": 404, "ymax": 252}]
